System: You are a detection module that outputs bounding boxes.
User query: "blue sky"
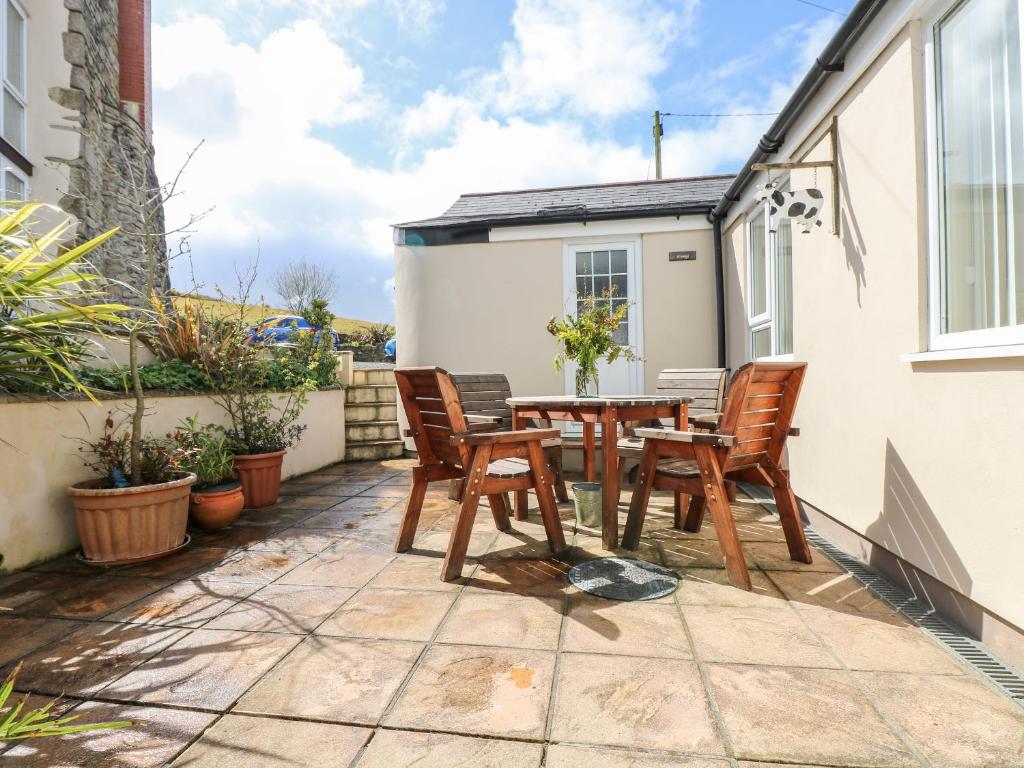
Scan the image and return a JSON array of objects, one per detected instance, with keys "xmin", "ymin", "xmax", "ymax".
[{"xmin": 152, "ymin": 0, "xmax": 853, "ymax": 323}]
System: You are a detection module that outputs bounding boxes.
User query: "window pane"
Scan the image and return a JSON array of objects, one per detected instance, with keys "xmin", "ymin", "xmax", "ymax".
[
  {"xmin": 576, "ymin": 276, "xmax": 592, "ymax": 296},
  {"xmin": 752, "ymin": 327, "xmax": 771, "ymax": 359},
  {"xmin": 594, "ymin": 275, "xmax": 609, "ymax": 297},
  {"xmin": 575, "ymin": 251, "xmax": 592, "ymax": 275},
  {"xmin": 6, "ymin": 2, "xmax": 24, "ymax": 94},
  {"xmin": 774, "ymin": 219, "xmax": 793, "ymax": 354},
  {"xmin": 613, "ymin": 321, "xmax": 628, "ymax": 346},
  {"xmin": 593, "ymin": 250, "xmax": 610, "ymax": 274},
  {"xmin": 937, "ymin": 0, "xmax": 1024, "ymax": 332},
  {"xmin": 610, "ymin": 274, "xmax": 627, "ymax": 299},
  {"xmin": 3, "ymin": 89, "xmax": 23, "ymax": 150},
  {"xmin": 749, "ymin": 209, "xmax": 767, "ymax": 317},
  {"xmin": 5, "ymin": 170, "xmax": 23, "ymax": 200},
  {"xmin": 610, "ymin": 249, "xmax": 627, "ymax": 273}
]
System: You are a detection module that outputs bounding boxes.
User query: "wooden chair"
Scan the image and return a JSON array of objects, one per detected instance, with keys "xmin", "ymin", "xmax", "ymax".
[
  {"xmin": 617, "ymin": 368, "xmax": 729, "ymax": 522},
  {"xmin": 395, "ymin": 367, "xmax": 568, "ymax": 581},
  {"xmin": 450, "ymin": 372, "xmax": 569, "ymax": 512},
  {"xmin": 622, "ymin": 362, "xmax": 810, "ymax": 590}
]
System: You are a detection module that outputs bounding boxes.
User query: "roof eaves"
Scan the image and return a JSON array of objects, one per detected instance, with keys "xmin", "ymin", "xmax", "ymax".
[{"xmin": 394, "ymin": 203, "xmax": 719, "ymax": 231}]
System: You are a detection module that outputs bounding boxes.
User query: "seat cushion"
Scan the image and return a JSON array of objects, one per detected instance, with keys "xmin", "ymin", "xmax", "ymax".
[
  {"xmin": 486, "ymin": 458, "xmax": 531, "ymax": 478},
  {"xmin": 657, "ymin": 458, "xmax": 699, "ymax": 478}
]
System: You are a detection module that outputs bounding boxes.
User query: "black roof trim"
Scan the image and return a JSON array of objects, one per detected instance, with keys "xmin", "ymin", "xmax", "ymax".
[{"xmin": 710, "ymin": 0, "xmax": 889, "ymax": 222}]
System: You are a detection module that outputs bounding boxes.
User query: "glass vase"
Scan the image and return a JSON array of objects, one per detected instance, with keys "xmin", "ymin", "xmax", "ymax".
[{"xmin": 575, "ymin": 367, "xmax": 598, "ymax": 398}]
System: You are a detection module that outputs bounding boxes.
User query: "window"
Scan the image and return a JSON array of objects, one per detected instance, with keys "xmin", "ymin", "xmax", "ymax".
[
  {"xmin": 747, "ymin": 187, "xmax": 794, "ymax": 358},
  {"xmin": 574, "ymin": 247, "xmax": 630, "ymax": 344},
  {"xmin": 930, "ymin": 0, "xmax": 1024, "ymax": 348},
  {"xmin": 0, "ymin": 0, "xmax": 24, "ymax": 154}
]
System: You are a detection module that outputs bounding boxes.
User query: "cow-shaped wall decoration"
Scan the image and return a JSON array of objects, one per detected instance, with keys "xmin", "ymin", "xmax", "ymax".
[{"xmin": 755, "ymin": 183, "xmax": 824, "ymax": 234}]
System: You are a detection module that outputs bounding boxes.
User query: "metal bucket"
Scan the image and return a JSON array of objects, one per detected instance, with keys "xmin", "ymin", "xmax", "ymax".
[{"xmin": 572, "ymin": 482, "xmax": 603, "ymax": 528}]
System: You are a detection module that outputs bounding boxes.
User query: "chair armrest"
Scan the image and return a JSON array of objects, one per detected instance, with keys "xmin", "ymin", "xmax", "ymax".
[
  {"xmin": 689, "ymin": 413, "xmax": 722, "ymax": 430},
  {"xmin": 634, "ymin": 427, "xmax": 734, "ymax": 447},
  {"xmin": 451, "ymin": 428, "xmax": 561, "ymax": 446}
]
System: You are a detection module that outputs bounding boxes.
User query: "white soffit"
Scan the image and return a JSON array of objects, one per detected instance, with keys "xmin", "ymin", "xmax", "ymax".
[{"xmin": 489, "ymin": 215, "xmax": 711, "ymax": 242}]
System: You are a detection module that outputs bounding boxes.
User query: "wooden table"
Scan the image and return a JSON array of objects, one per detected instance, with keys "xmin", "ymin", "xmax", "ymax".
[{"xmin": 507, "ymin": 395, "xmax": 691, "ymax": 549}]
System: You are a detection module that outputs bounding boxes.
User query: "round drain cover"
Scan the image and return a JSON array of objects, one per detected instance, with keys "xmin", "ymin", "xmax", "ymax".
[{"xmin": 568, "ymin": 557, "xmax": 679, "ymax": 601}]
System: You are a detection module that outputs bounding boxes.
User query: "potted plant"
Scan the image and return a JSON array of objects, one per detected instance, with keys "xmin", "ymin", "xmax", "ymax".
[
  {"xmin": 70, "ymin": 416, "xmax": 195, "ymax": 563},
  {"xmin": 547, "ymin": 291, "xmax": 637, "ymax": 397},
  {"xmin": 173, "ymin": 416, "xmax": 244, "ymax": 529}
]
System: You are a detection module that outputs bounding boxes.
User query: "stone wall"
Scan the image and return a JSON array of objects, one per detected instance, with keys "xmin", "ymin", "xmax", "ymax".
[{"xmin": 50, "ymin": 0, "xmax": 168, "ymax": 306}]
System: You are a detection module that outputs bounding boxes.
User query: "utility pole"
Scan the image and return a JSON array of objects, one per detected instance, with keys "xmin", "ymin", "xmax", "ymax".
[{"xmin": 653, "ymin": 110, "xmax": 664, "ymax": 179}]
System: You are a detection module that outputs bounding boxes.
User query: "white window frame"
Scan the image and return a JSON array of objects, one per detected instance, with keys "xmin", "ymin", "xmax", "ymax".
[
  {"xmin": 746, "ymin": 192, "xmax": 794, "ymax": 361},
  {"xmin": 0, "ymin": 0, "xmax": 26, "ymax": 157},
  {"xmin": 1, "ymin": 157, "xmax": 27, "ymax": 199},
  {"xmin": 923, "ymin": 0, "xmax": 1024, "ymax": 352}
]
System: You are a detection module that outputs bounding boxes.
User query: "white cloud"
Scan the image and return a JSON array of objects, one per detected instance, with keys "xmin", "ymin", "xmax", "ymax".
[{"xmin": 484, "ymin": 0, "xmax": 699, "ymax": 118}]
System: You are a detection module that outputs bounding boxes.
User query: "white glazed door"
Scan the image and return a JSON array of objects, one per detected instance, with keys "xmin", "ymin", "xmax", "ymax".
[{"xmin": 562, "ymin": 240, "xmax": 644, "ymax": 405}]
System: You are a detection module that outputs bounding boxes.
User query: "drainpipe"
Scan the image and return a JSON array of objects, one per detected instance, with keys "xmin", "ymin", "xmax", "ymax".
[{"xmin": 711, "ymin": 212, "xmax": 726, "ymax": 369}]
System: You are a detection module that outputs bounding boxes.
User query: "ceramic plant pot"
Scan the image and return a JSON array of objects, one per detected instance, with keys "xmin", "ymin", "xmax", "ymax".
[
  {"xmin": 67, "ymin": 471, "xmax": 196, "ymax": 565},
  {"xmin": 189, "ymin": 481, "xmax": 245, "ymax": 529},
  {"xmin": 233, "ymin": 450, "xmax": 286, "ymax": 508}
]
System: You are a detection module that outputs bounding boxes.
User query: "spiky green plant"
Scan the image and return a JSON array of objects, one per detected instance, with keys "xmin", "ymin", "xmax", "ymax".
[
  {"xmin": 0, "ymin": 664, "xmax": 131, "ymax": 741},
  {"xmin": 0, "ymin": 203, "xmax": 128, "ymax": 398}
]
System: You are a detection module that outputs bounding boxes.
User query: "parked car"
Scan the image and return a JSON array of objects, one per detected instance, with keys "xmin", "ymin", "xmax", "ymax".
[{"xmin": 246, "ymin": 315, "xmax": 341, "ymax": 348}]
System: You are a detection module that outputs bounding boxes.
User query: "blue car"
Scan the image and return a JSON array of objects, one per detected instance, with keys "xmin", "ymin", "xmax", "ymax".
[{"xmin": 246, "ymin": 316, "xmax": 341, "ymax": 348}]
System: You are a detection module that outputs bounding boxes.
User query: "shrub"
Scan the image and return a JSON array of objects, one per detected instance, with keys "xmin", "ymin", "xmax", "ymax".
[
  {"xmin": 171, "ymin": 415, "xmax": 235, "ymax": 489},
  {"xmin": 72, "ymin": 359, "xmax": 213, "ymax": 393},
  {"xmin": 0, "ymin": 203, "xmax": 128, "ymax": 397},
  {"xmin": 78, "ymin": 415, "xmax": 184, "ymax": 487},
  {"xmin": 351, "ymin": 322, "xmax": 394, "ymax": 346},
  {"xmin": 144, "ymin": 299, "xmax": 237, "ymax": 372}
]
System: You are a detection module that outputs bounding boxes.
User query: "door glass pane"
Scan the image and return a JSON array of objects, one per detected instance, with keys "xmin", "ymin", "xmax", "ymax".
[
  {"xmin": 937, "ymin": 0, "xmax": 1024, "ymax": 332},
  {"xmin": 752, "ymin": 327, "xmax": 771, "ymax": 359},
  {"xmin": 610, "ymin": 274, "xmax": 627, "ymax": 299},
  {"xmin": 3, "ymin": 89, "xmax": 22, "ymax": 150},
  {"xmin": 610, "ymin": 249, "xmax": 627, "ymax": 273},
  {"xmin": 6, "ymin": 2, "xmax": 24, "ymax": 95},
  {"xmin": 575, "ymin": 251, "xmax": 592, "ymax": 276},
  {"xmin": 749, "ymin": 209, "xmax": 767, "ymax": 317},
  {"xmin": 5, "ymin": 170, "xmax": 23, "ymax": 200},
  {"xmin": 774, "ymin": 219, "xmax": 793, "ymax": 354}
]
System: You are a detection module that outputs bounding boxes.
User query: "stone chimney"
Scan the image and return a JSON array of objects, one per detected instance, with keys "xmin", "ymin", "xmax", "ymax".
[{"xmin": 117, "ymin": 0, "xmax": 151, "ymax": 135}]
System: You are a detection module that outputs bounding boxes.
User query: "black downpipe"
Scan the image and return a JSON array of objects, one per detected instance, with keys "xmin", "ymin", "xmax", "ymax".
[
  {"xmin": 710, "ymin": 0, "xmax": 888, "ymax": 222},
  {"xmin": 712, "ymin": 213, "xmax": 726, "ymax": 369}
]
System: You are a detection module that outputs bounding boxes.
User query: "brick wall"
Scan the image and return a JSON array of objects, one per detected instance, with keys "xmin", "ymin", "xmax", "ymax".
[{"xmin": 117, "ymin": 0, "xmax": 150, "ymax": 132}]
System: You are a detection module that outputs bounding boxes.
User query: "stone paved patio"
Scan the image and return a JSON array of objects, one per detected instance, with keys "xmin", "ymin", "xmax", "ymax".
[{"xmin": 1, "ymin": 458, "xmax": 1022, "ymax": 767}]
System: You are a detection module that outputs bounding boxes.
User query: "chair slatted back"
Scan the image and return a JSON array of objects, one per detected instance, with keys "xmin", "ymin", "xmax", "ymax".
[
  {"xmin": 451, "ymin": 372, "xmax": 553, "ymax": 430},
  {"xmin": 395, "ymin": 367, "xmax": 470, "ymax": 470},
  {"xmin": 655, "ymin": 368, "xmax": 728, "ymax": 418},
  {"xmin": 717, "ymin": 362, "xmax": 806, "ymax": 472},
  {"xmin": 450, "ymin": 373, "xmax": 515, "ymax": 430}
]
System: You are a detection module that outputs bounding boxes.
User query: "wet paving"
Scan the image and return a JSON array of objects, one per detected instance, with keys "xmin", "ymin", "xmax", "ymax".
[{"xmin": 1, "ymin": 458, "xmax": 1022, "ymax": 767}]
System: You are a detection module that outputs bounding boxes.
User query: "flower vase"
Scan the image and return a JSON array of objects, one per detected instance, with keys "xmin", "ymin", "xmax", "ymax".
[{"xmin": 575, "ymin": 368, "xmax": 599, "ymax": 398}]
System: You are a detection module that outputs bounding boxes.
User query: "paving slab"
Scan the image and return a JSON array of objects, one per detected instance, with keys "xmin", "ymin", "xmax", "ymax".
[
  {"xmin": 563, "ymin": 595, "xmax": 692, "ymax": 659},
  {"xmin": 316, "ymin": 587, "xmax": 454, "ymax": 641},
  {"xmin": 550, "ymin": 653, "xmax": 722, "ymax": 754},
  {"xmin": 436, "ymin": 593, "xmax": 563, "ymax": 650},
  {"xmin": 357, "ymin": 729, "xmax": 543, "ymax": 768},
  {"xmin": 204, "ymin": 584, "xmax": 355, "ymax": 633},
  {"xmin": 386, "ymin": 643, "xmax": 555, "ymax": 740},
  {"xmin": 546, "ymin": 745, "xmax": 731, "ymax": 768},
  {"xmin": 169, "ymin": 714, "xmax": 371, "ymax": 767},
  {"xmin": 105, "ymin": 578, "xmax": 258, "ymax": 628},
  {"xmin": 236, "ymin": 635, "xmax": 422, "ymax": 724}
]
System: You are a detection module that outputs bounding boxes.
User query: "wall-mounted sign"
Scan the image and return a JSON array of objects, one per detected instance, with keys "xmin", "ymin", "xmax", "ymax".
[
  {"xmin": 756, "ymin": 182, "xmax": 824, "ymax": 234},
  {"xmin": 668, "ymin": 250, "xmax": 696, "ymax": 262}
]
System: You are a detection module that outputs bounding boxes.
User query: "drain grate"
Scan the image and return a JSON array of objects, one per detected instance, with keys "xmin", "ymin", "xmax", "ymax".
[{"xmin": 739, "ymin": 484, "xmax": 1024, "ymax": 708}]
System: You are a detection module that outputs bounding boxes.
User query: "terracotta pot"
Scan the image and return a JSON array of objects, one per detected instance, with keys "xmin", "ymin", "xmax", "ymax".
[
  {"xmin": 67, "ymin": 471, "xmax": 196, "ymax": 565},
  {"xmin": 189, "ymin": 481, "xmax": 244, "ymax": 529},
  {"xmin": 233, "ymin": 450, "xmax": 286, "ymax": 508}
]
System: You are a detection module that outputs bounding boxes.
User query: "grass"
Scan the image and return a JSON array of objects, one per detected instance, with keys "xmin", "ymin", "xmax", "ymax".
[{"xmin": 170, "ymin": 292, "xmax": 377, "ymax": 335}]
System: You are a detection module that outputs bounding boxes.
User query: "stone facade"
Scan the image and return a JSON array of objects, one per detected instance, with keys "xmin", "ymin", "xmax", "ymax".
[{"xmin": 50, "ymin": 0, "xmax": 167, "ymax": 306}]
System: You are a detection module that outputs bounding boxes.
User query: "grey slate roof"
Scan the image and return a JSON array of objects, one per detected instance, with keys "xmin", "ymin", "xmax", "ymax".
[{"xmin": 396, "ymin": 175, "xmax": 735, "ymax": 230}]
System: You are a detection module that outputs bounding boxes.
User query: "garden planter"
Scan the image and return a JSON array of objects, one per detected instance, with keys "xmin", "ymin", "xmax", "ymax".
[
  {"xmin": 67, "ymin": 471, "xmax": 196, "ymax": 564},
  {"xmin": 233, "ymin": 450, "xmax": 286, "ymax": 508},
  {"xmin": 189, "ymin": 481, "xmax": 244, "ymax": 529}
]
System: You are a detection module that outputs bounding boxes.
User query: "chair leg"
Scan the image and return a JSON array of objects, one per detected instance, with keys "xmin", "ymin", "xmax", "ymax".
[
  {"xmin": 770, "ymin": 468, "xmax": 812, "ymax": 564},
  {"xmin": 725, "ymin": 480, "xmax": 738, "ymax": 502},
  {"xmin": 527, "ymin": 441, "xmax": 567, "ymax": 555},
  {"xmin": 617, "ymin": 456, "xmax": 629, "ymax": 489},
  {"xmin": 442, "ymin": 445, "xmax": 491, "ymax": 582},
  {"xmin": 673, "ymin": 492, "xmax": 690, "ymax": 529},
  {"xmin": 694, "ymin": 445, "xmax": 752, "ymax": 590},
  {"xmin": 515, "ymin": 489, "xmax": 529, "ymax": 521},
  {"xmin": 622, "ymin": 444, "xmax": 658, "ymax": 549},
  {"xmin": 487, "ymin": 494, "xmax": 511, "ymax": 532},
  {"xmin": 683, "ymin": 495, "xmax": 707, "ymax": 533},
  {"xmin": 396, "ymin": 467, "xmax": 428, "ymax": 553},
  {"xmin": 549, "ymin": 450, "xmax": 569, "ymax": 503},
  {"xmin": 447, "ymin": 478, "xmax": 465, "ymax": 502}
]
